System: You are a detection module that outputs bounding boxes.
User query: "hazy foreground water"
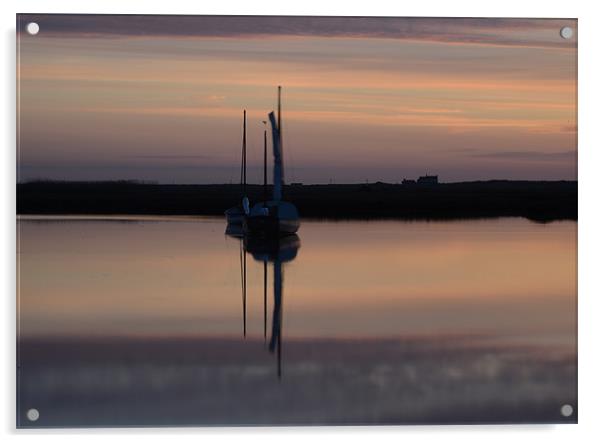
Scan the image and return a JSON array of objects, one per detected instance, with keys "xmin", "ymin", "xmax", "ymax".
[{"xmin": 17, "ymin": 216, "xmax": 577, "ymax": 427}]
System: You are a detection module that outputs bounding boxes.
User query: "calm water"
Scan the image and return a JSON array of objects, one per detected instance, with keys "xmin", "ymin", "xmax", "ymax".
[{"xmin": 17, "ymin": 216, "xmax": 577, "ymax": 426}]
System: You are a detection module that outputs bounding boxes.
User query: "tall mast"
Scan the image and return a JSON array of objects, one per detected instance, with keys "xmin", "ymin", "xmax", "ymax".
[{"xmin": 243, "ymin": 109, "xmax": 247, "ymax": 195}]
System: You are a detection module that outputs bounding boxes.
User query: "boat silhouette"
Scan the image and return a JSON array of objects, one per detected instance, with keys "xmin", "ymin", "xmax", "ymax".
[{"xmin": 244, "ymin": 87, "xmax": 300, "ymax": 236}]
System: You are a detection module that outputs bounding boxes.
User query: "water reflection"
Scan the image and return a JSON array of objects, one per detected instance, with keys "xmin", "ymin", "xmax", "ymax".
[
  {"xmin": 17, "ymin": 217, "xmax": 577, "ymax": 427},
  {"xmin": 227, "ymin": 224, "xmax": 301, "ymax": 379}
]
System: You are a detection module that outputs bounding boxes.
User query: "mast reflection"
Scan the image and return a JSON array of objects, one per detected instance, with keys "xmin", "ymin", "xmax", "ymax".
[
  {"xmin": 226, "ymin": 226, "xmax": 300, "ymax": 379},
  {"xmin": 245, "ymin": 235, "xmax": 300, "ymax": 379}
]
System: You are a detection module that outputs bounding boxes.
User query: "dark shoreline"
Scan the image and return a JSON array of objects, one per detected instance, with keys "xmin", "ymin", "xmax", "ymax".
[{"xmin": 17, "ymin": 180, "xmax": 577, "ymax": 222}]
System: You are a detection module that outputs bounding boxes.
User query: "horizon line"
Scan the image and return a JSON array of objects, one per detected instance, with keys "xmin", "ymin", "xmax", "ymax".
[{"xmin": 17, "ymin": 178, "xmax": 578, "ymax": 185}]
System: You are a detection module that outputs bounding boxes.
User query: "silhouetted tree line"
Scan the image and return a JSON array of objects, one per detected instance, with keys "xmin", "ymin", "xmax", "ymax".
[{"xmin": 17, "ymin": 180, "xmax": 577, "ymax": 222}]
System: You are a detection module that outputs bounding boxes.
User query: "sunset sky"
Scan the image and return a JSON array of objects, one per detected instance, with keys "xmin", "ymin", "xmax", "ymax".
[{"xmin": 17, "ymin": 15, "xmax": 577, "ymax": 183}]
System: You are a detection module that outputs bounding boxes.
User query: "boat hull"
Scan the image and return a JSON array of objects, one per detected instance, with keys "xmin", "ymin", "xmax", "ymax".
[
  {"xmin": 244, "ymin": 234, "xmax": 300, "ymax": 262},
  {"xmin": 243, "ymin": 215, "xmax": 300, "ymax": 236},
  {"xmin": 225, "ymin": 206, "xmax": 245, "ymax": 225}
]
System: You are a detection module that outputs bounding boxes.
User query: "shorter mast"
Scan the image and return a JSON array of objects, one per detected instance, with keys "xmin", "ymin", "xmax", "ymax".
[
  {"xmin": 263, "ymin": 122, "xmax": 268, "ymax": 204},
  {"xmin": 278, "ymin": 86, "xmax": 282, "ymax": 162}
]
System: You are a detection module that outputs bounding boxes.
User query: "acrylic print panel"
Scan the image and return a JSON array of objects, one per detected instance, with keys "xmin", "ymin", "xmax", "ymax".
[{"xmin": 16, "ymin": 14, "xmax": 577, "ymax": 428}]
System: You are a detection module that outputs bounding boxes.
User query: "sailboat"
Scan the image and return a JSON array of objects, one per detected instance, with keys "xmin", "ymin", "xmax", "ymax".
[
  {"xmin": 224, "ymin": 110, "xmax": 249, "ymax": 225},
  {"xmin": 244, "ymin": 87, "xmax": 300, "ymax": 236}
]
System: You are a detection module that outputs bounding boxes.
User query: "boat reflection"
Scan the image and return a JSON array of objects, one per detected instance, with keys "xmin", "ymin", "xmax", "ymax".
[{"xmin": 226, "ymin": 226, "xmax": 300, "ymax": 379}]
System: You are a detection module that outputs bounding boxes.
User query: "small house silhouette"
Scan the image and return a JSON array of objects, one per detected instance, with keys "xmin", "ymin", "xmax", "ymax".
[{"xmin": 417, "ymin": 175, "xmax": 438, "ymax": 185}]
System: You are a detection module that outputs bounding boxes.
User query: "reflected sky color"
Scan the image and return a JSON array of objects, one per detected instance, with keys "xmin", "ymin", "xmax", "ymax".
[
  {"xmin": 17, "ymin": 15, "xmax": 577, "ymax": 183},
  {"xmin": 17, "ymin": 216, "xmax": 577, "ymax": 426},
  {"xmin": 18, "ymin": 217, "xmax": 576, "ymax": 347}
]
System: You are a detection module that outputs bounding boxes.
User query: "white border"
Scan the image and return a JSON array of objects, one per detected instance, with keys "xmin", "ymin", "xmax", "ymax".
[{"xmin": 3, "ymin": 1, "xmax": 601, "ymax": 442}]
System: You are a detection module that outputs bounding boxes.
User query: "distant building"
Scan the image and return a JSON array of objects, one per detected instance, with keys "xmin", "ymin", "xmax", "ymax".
[
  {"xmin": 417, "ymin": 175, "xmax": 438, "ymax": 185},
  {"xmin": 402, "ymin": 179, "xmax": 416, "ymax": 185},
  {"xmin": 290, "ymin": 182, "xmax": 303, "ymax": 186}
]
